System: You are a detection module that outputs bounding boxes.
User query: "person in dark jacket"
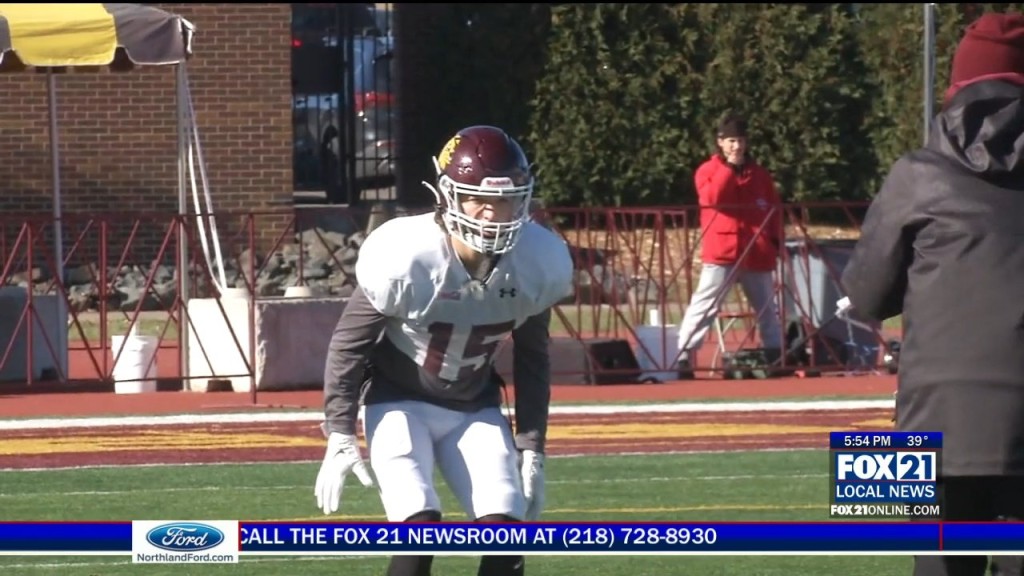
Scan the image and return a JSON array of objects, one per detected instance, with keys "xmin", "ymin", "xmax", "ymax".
[
  {"xmin": 675, "ymin": 111, "xmax": 784, "ymax": 378},
  {"xmin": 841, "ymin": 12, "xmax": 1024, "ymax": 576}
]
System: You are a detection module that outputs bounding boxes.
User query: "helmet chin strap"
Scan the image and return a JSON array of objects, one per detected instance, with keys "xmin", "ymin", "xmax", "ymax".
[
  {"xmin": 422, "ymin": 156, "xmax": 446, "ymax": 205},
  {"xmin": 452, "ymin": 231, "xmax": 498, "ymax": 261},
  {"xmin": 423, "ymin": 157, "xmax": 455, "ymax": 238}
]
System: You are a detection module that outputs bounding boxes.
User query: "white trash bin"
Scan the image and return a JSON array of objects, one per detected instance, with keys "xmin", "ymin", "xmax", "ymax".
[
  {"xmin": 633, "ymin": 324, "xmax": 679, "ymax": 383},
  {"xmin": 111, "ymin": 327, "xmax": 159, "ymax": 394}
]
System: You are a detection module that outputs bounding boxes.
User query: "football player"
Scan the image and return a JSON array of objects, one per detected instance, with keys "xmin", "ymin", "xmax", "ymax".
[{"xmin": 314, "ymin": 125, "xmax": 575, "ymax": 576}]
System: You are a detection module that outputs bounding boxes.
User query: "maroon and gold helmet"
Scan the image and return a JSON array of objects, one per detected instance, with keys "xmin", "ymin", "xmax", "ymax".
[{"xmin": 425, "ymin": 125, "xmax": 534, "ymax": 255}]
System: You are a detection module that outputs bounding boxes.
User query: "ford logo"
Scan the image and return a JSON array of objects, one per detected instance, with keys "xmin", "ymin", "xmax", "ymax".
[{"xmin": 146, "ymin": 522, "xmax": 224, "ymax": 552}]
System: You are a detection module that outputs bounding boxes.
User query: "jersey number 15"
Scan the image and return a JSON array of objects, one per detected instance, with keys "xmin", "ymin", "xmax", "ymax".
[{"xmin": 424, "ymin": 321, "xmax": 515, "ymax": 382}]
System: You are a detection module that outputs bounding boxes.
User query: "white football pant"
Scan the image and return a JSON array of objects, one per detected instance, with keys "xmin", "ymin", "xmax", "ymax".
[{"xmin": 363, "ymin": 400, "xmax": 526, "ymax": 522}]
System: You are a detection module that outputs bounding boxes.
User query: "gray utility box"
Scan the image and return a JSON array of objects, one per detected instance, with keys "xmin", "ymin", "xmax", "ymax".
[{"xmin": 779, "ymin": 238, "xmax": 882, "ymax": 368}]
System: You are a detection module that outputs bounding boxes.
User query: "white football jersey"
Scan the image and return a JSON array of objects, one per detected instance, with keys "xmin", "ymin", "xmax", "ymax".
[{"xmin": 355, "ymin": 212, "xmax": 573, "ymax": 402}]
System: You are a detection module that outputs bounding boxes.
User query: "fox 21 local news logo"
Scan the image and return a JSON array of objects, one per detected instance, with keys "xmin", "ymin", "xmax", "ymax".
[
  {"xmin": 132, "ymin": 521, "xmax": 239, "ymax": 564},
  {"xmin": 835, "ymin": 452, "xmax": 937, "ymax": 482}
]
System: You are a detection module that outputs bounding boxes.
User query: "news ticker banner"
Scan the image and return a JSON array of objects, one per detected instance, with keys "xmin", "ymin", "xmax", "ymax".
[
  {"xmin": 829, "ymin": 431, "xmax": 943, "ymax": 519},
  {"xmin": 4, "ymin": 521, "xmax": 1024, "ymax": 560}
]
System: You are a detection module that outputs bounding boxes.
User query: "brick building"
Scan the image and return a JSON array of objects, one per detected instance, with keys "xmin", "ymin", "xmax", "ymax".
[
  {"xmin": 0, "ymin": 4, "xmax": 293, "ymax": 216},
  {"xmin": 0, "ymin": 4, "xmax": 396, "ymax": 272}
]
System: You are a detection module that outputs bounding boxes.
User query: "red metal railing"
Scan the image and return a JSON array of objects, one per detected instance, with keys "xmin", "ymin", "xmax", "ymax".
[{"xmin": 0, "ymin": 202, "xmax": 898, "ymax": 397}]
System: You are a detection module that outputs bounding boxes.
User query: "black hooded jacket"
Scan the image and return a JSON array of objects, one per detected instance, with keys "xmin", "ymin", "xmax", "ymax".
[{"xmin": 842, "ymin": 79, "xmax": 1024, "ymax": 476}]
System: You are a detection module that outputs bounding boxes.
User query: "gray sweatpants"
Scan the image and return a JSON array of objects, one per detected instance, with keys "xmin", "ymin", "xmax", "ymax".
[{"xmin": 676, "ymin": 263, "xmax": 783, "ymax": 355}]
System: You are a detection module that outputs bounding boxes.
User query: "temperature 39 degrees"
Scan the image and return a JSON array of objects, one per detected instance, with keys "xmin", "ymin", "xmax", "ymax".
[{"xmin": 832, "ymin": 432, "xmax": 941, "ymax": 449}]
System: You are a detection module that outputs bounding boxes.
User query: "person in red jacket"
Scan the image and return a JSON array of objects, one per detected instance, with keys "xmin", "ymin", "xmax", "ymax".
[{"xmin": 676, "ymin": 111, "xmax": 784, "ymax": 379}]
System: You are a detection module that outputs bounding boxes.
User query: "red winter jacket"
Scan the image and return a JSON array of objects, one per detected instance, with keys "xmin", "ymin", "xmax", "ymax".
[{"xmin": 694, "ymin": 154, "xmax": 782, "ymax": 272}]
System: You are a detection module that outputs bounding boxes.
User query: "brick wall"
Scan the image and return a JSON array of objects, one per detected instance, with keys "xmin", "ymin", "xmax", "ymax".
[{"xmin": 0, "ymin": 3, "xmax": 293, "ymax": 274}]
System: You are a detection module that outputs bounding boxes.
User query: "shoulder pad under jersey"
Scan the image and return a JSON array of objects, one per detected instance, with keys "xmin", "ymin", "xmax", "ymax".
[
  {"xmin": 515, "ymin": 221, "xmax": 575, "ymax": 312},
  {"xmin": 355, "ymin": 213, "xmax": 441, "ymax": 315}
]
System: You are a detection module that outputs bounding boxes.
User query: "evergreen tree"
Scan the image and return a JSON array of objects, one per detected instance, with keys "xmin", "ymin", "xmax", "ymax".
[
  {"xmin": 694, "ymin": 4, "xmax": 874, "ymax": 202},
  {"xmin": 527, "ymin": 4, "xmax": 872, "ymax": 207},
  {"xmin": 527, "ymin": 4, "xmax": 707, "ymax": 207},
  {"xmin": 858, "ymin": 3, "xmax": 1024, "ymax": 195}
]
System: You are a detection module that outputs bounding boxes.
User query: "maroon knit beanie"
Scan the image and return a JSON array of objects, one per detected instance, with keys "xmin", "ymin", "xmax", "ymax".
[{"xmin": 949, "ymin": 12, "xmax": 1024, "ymax": 88}]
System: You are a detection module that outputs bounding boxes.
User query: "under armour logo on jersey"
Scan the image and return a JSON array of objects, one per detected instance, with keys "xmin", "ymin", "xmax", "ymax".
[{"xmin": 499, "ymin": 288, "xmax": 517, "ymax": 298}]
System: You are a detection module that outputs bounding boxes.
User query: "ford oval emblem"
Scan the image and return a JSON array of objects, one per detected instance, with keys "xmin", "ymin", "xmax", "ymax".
[{"xmin": 146, "ymin": 522, "xmax": 225, "ymax": 552}]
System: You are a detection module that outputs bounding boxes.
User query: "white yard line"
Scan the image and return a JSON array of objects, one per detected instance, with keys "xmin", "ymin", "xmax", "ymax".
[
  {"xmin": 0, "ymin": 399, "xmax": 892, "ymax": 431},
  {"xmin": 0, "ymin": 472, "xmax": 828, "ymax": 497},
  {"xmin": 0, "ymin": 447, "xmax": 817, "ymax": 472}
]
